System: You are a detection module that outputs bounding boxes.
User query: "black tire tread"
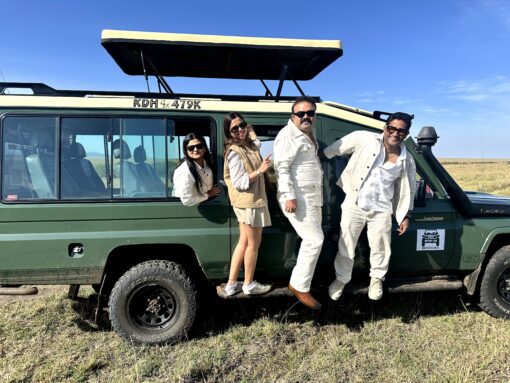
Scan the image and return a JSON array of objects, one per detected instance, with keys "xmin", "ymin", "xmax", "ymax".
[
  {"xmin": 108, "ymin": 260, "xmax": 197, "ymax": 345},
  {"xmin": 479, "ymin": 245, "xmax": 510, "ymax": 319}
]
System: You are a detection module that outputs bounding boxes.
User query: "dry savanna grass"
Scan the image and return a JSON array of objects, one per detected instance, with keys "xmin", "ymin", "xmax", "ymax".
[
  {"xmin": 1, "ymin": 159, "xmax": 510, "ymax": 382},
  {"xmin": 1, "ymin": 287, "xmax": 509, "ymax": 383},
  {"xmin": 440, "ymin": 158, "xmax": 510, "ymax": 196}
]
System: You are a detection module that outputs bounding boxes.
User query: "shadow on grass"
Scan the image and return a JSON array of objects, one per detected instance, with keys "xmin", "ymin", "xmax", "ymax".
[
  {"xmin": 68, "ymin": 288, "xmax": 480, "ymax": 340},
  {"xmin": 70, "ymin": 294, "xmax": 111, "ymax": 333},
  {"xmin": 195, "ymin": 289, "xmax": 480, "ymax": 338}
]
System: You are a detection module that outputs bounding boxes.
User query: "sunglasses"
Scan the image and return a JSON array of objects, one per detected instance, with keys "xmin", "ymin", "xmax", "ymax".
[
  {"xmin": 187, "ymin": 143, "xmax": 204, "ymax": 152},
  {"xmin": 292, "ymin": 110, "xmax": 316, "ymax": 118},
  {"xmin": 230, "ymin": 121, "xmax": 248, "ymax": 133},
  {"xmin": 385, "ymin": 125, "xmax": 409, "ymax": 136}
]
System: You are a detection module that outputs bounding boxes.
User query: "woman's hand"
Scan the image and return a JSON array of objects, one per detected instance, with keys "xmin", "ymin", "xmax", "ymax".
[
  {"xmin": 258, "ymin": 153, "xmax": 272, "ymax": 174},
  {"xmin": 207, "ymin": 185, "xmax": 221, "ymax": 197},
  {"xmin": 247, "ymin": 125, "xmax": 257, "ymax": 140}
]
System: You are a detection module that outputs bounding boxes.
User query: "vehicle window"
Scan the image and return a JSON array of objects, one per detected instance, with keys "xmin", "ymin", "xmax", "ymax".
[
  {"xmin": 250, "ymin": 124, "xmax": 280, "ymax": 190},
  {"xmin": 416, "ymin": 171, "xmax": 435, "ymax": 200},
  {"xmin": 2, "ymin": 116, "xmax": 57, "ymax": 200},
  {"xmin": 167, "ymin": 118, "xmax": 213, "ymax": 195},
  {"xmin": 2, "ymin": 115, "xmax": 215, "ymax": 202},
  {"xmin": 60, "ymin": 117, "xmax": 110, "ymax": 199},
  {"xmin": 112, "ymin": 118, "xmax": 167, "ymax": 199}
]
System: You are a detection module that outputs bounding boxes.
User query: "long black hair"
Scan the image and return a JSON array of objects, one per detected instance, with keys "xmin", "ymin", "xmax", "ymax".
[
  {"xmin": 223, "ymin": 112, "xmax": 257, "ymax": 157},
  {"xmin": 178, "ymin": 133, "xmax": 215, "ymax": 196}
]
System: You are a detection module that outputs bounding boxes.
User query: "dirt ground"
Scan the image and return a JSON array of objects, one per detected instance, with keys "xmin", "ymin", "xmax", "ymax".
[{"xmin": 0, "ymin": 285, "xmax": 68, "ymax": 305}]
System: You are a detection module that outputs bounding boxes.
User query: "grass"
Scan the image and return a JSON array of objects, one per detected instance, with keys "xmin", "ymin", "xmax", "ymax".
[
  {"xmin": 441, "ymin": 158, "xmax": 510, "ymax": 196},
  {"xmin": 0, "ymin": 288, "xmax": 509, "ymax": 382},
  {"xmin": 1, "ymin": 158, "xmax": 510, "ymax": 382}
]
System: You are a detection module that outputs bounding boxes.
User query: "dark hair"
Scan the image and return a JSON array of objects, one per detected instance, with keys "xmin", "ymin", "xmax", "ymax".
[
  {"xmin": 291, "ymin": 96, "xmax": 317, "ymax": 114},
  {"xmin": 223, "ymin": 112, "xmax": 256, "ymax": 156},
  {"xmin": 387, "ymin": 112, "xmax": 414, "ymax": 130},
  {"xmin": 178, "ymin": 133, "xmax": 214, "ymax": 197}
]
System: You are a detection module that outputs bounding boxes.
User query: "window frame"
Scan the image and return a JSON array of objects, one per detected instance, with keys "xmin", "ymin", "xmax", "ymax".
[{"xmin": 0, "ymin": 112, "xmax": 216, "ymax": 204}]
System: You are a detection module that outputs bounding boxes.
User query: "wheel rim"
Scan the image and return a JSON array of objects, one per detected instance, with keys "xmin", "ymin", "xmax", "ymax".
[
  {"xmin": 127, "ymin": 283, "xmax": 177, "ymax": 331},
  {"xmin": 497, "ymin": 267, "xmax": 510, "ymax": 304}
]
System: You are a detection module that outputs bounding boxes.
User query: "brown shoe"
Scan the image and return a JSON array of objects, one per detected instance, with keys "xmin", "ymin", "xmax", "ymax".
[{"xmin": 288, "ymin": 284, "xmax": 322, "ymax": 310}]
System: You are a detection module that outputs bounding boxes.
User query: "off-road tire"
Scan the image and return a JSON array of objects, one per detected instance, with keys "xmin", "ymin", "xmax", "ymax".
[
  {"xmin": 108, "ymin": 260, "xmax": 197, "ymax": 345},
  {"xmin": 479, "ymin": 245, "xmax": 510, "ymax": 319}
]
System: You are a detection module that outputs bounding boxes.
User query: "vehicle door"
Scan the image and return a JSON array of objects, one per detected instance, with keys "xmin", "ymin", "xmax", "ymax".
[{"xmin": 230, "ymin": 115, "xmax": 295, "ymax": 281}]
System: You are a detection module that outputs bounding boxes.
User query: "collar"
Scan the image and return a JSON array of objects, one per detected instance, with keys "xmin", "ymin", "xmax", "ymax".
[{"xmin": 193, "ymin": 160, "xmax": 206, "ymax": 170}]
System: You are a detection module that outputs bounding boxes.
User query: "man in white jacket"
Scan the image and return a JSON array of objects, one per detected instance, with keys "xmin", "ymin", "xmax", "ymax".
[
  {"xmin": 323, "ymin": 112, "xmax": 416, "ymax": 301},
  {"xmin": 274, "ymin": 96, "xmax": 324, "ymax": 309}
]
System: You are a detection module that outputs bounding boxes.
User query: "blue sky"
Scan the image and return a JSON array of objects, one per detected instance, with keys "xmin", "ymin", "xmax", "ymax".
[{"xmin": 1, "ymin": 0, "xmax": 509, "ymax": 157}]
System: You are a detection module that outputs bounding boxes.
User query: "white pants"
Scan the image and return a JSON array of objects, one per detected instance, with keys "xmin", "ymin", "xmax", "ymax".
[
  {"xmin": 335, "ymin": 201, "xmax": 392, "ymax": 284},
  {"xmin": 280, "ymin": 197, "xmax": 324, "ymax": 292}
]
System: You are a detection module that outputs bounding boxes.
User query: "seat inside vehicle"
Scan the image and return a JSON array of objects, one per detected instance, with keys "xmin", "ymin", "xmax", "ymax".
[
  {"xmin": 113, "ymin": 139, "xmax": 139, "ymax": 197},
  {"xmin": 133, "ymin": 145, "xmax": 165, "ymax": 196},
  {"xmin": 61, "ymin": 142, "xmax": 108, "ymax": 198}
]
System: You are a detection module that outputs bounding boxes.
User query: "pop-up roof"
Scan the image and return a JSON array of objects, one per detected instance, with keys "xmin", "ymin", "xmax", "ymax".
[{"xmin": 101, "ymin": 30, "xmax": 342, "ymax": 81}]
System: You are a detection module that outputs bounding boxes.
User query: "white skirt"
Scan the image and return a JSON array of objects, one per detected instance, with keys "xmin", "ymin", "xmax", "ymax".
[{"xmin": 233, "ymin": 205, "xmax": 272, "ymax": 227}]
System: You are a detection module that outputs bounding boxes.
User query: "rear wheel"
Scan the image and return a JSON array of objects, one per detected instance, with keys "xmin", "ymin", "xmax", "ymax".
[
  {"xmin": 479, "ymin": 245, "xmax": 510, "ymax": 319},
  {"xmin": 108, "ymin": 260, "xmax": 197, "ymax": 345}
]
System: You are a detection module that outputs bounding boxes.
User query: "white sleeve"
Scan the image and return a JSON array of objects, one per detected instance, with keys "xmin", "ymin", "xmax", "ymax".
[
  {"xmin": 323, "ymin": 131, "xmax": 360, "ymax": 159},
  {"xmin": 227, "ymin": 151, "xmax": 250, "ymax": 191},
  {"xmin": 273, "ymin": 131, "xmax": 298, "ymax": 200},
  {"xmin": 172, "ymin": 164, "xmax": 208, "ymax": 206}
]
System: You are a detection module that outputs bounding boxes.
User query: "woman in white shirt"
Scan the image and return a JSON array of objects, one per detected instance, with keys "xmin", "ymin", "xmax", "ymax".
[
  {"xmin": 173, "ymin": 133, "xmax": 220, "ymax": 206},
  {"xmin": 223, "ymin": 112, "xmax": 272, "ymax": 296}
]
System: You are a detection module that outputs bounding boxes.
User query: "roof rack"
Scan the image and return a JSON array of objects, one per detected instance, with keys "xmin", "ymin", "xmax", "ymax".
[
  {"xmin": 0, "ymin": 81, "xmax": 320, "ymax": 103},
  {"xmin": 101, "ymin": 30, "xmax": 343, "ymax": 101}
]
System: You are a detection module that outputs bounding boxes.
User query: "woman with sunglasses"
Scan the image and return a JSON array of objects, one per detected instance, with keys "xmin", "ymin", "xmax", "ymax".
[
  {"xmin": 173, "ymin": 133, "xmax": 220, "ymax": 206},
  {"xmin": 223, "ymin": 112, "xmax": 272, "ymax": 296}
]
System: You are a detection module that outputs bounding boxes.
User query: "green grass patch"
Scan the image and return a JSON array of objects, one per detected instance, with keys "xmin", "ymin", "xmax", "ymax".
[{"xmin": 1, "ymin": 288, "xmax": 509, "ymax": 382}]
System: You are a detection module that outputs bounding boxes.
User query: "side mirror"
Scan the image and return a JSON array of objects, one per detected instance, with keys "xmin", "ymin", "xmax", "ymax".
[{"xmin": 414, "ymin": 179, "xmax": 427, "ymax": 207}]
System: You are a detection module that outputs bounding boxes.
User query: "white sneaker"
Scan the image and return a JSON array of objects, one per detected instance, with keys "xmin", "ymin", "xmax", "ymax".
[
  {"xmin": 328, "ymin": 279, "xmax": 345, "ymax": 301},
  {"xmin": 368, "ymin": 277, "xmax": 383, "ymax": 300},
  {"xmin": 224, "ymin": 282, "xmax": 241, "ymax": 296},
  {"xmin": 242, "ymin": 281, "xmax": 271, "ymax": 295}
]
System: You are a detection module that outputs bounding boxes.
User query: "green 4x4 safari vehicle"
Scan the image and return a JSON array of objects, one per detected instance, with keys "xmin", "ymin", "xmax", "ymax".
[{"xmin": 0, "ymin": 30, "xmax": 509, "ymax": 345}]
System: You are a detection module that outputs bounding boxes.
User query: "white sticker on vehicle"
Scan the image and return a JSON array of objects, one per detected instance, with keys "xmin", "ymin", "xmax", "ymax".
[{"xmin": 416, "ymin": 229, "xmax": 445, "ymax": 251}]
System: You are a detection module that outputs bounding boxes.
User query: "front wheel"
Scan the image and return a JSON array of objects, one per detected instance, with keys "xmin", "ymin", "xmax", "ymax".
[
  {"xmin": 108, "ymin": 260, "xmax": 197, "ymax": 345},
  {"xmin": 479, "ymin": 245, "xmax": 510, "ymax": 319}
]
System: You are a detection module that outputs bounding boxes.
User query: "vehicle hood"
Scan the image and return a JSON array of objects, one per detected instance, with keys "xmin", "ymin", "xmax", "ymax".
[{"xmin": 466, "ymin": 191, "xmax": 510, "ymax": 216}]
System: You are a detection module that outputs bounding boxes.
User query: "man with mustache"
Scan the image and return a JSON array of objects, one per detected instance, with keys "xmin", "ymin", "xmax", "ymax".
[
  {"xmin": 274, "ymin": 96, "xmax": 324, "ymax": 309},
  {"xmin": 324, "ymin": 112, "xmax": 417, "ymax": 301}
]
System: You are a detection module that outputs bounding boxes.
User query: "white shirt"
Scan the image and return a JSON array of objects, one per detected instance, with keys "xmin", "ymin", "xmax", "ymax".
[
  {"xmin": 172, "ymin": 160, "xmax": 213, "ymax": 206},
  {"xmin": 226, "ymin": 139, "xmax": 261, "ymax": 191},
  {"xmin": 357, "ymin": 140, "xmax": 406, "ymax": 213},
  {"xmin": 273, "ymin": 119, "xmax": 323, "ymax": 206}
]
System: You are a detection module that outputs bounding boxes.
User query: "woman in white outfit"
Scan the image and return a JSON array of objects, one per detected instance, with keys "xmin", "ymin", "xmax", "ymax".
[
  {"xmin": 223, "ymin": 112, "xmax": 272, "ymax": 296},
  {"xmin": 173, "ymin": 133, "xmax": 220, "ymax": 206}
]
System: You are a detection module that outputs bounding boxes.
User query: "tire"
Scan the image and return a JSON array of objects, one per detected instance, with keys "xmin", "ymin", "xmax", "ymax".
[
  {"xmin": 91, "ymin": 284, "xmax": 101, "ymax": 294},
  {"xmin": 479, "ymin": 245, "xmax": 510, "ymax": 319},
  {"xmin": 108, "ymin": 260, "xmax": 197, "ymax": 345}
]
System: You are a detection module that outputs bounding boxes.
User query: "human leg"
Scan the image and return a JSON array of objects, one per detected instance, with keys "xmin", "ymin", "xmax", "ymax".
[
  {"xmin": 285, "ymin": 204, "xmax": 324, "ymax": 293},
  {"xmin": 241, "ymin": 223, "xmax": 263, "ymax": 285},
  {"xmin": 227, "ymin": 222, "xmax": 248, "ymax": 286},
  {"xmin": 366, "ymin": 210, "xmax": 392, "ymax": 300},
  {"xmin": 333, "ymin": 202, "xmax": 367, "ymax": 284},
  {"xmin": 366, "ymin": 210, "xmax": 392, "ymax": 280}
]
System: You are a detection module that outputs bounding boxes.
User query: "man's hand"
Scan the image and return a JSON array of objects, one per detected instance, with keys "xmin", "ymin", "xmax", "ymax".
[
  {"xmin": 285, "ymin": 199, "xmax": 297, "ymax": 214},
  {"xmin": 397, "ymin": 217, "xmax": 410, "ymax": 236}
]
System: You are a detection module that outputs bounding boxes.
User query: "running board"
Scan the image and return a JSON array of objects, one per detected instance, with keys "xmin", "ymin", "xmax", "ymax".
[{"xmin": 216, "ymin": 276, "xmax": 463, "ymax": 299}]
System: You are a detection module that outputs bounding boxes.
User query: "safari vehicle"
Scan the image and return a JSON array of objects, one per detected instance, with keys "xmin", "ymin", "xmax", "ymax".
[{"xmin": 0, "ymin": 30, "xmax": 509, "ymax": 345}]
